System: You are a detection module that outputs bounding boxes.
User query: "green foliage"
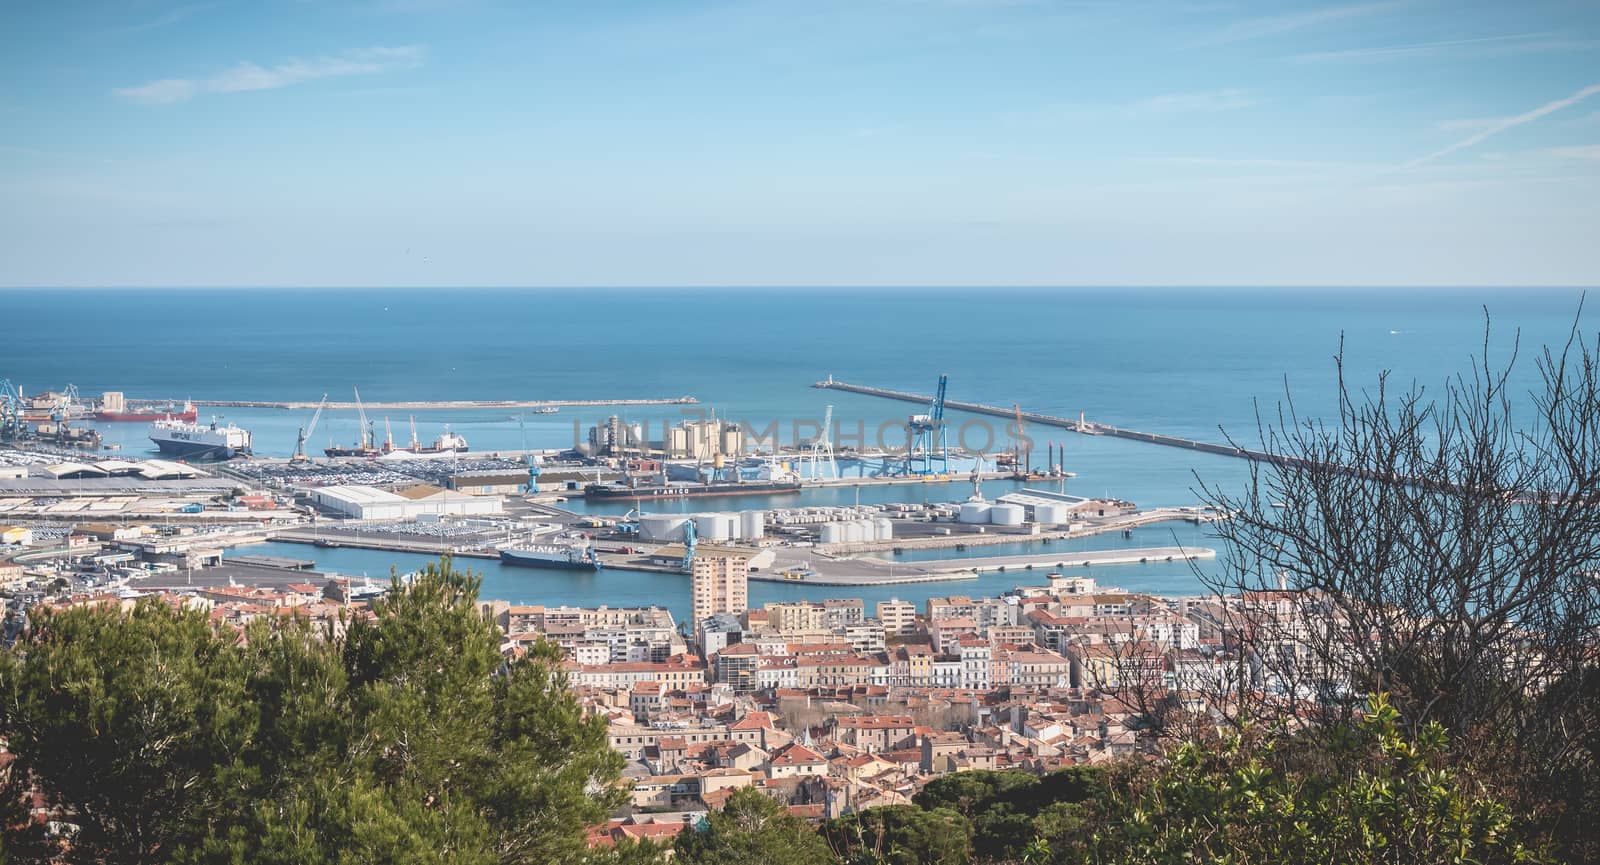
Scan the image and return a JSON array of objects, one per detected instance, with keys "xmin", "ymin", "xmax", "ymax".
[
  {"xmin": 0, "ymin": 597, "xmax": 254, "ymax": 864},
  {"xmin": 0, "ymin": 559, "xmax": 625, "ymax": 865},
  {"xmin": 911, "ymin": 767, "xmax": 1108, "ymax": 862},
  {"xmin": 1086, "ymin": 693, "xmax": 1549, "ymax": 865},
  {"xmin": 673, "ymin": 786, "xmax": 833, "ymax": 865},
  {"xmin": 822, "ymin": 804, "xmax": 973, "ymax": 865}
]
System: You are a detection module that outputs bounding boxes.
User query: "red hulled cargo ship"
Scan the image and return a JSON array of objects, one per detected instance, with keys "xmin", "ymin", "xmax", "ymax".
[{"xmin": 95, "ymin": 400, "xmax": 198, "ymax": 423}]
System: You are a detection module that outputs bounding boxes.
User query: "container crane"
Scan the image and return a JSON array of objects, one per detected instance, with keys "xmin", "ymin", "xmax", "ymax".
[
  {"xmin": 806, "ymin": 404, "xmax": 838, "ymax": 481},
  {"xmin": 904, "ymin": 374, "xmax": 949, "ymax": 476},
  {"xmin": 1010, "ymin": 403, "xmax": 1032, "ymax": 480},
  {"xmin": 292, "ymin": 394, "xmax": 328, "ymax": 463},
  {"xmin": 681, "ymin": 517, "xmax": 698, "ymax": 572},
  {"xmin": 353, "ymin": 386, "xmax": 373, "ymax": 449},
  {"xmin": 0, "ymin": 379, "xmax": 23, "ymax": 441},
  {"xmin": 519, "ymin": 414, "xmax": 542, "ymax": 494},
  {"xmin": 54, "ymin": 384, "xmax": 81, "ymax": 423}
]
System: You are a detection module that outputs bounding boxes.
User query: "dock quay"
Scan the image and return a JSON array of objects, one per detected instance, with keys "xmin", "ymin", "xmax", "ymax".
[
  {"xmin": 815, "ymin": 506, "xmax": 1217, "ymax": 555},
  {"xmin": 919, "ymin": 545, "xmax": 1214, "ymax": 575},
  {"xmin": 815, "ymin": 378, "xmax": 1270, "ymax": 462},
  {"xmin": 154, "ymin": 396, "xmax": 700, "ymax": 411},
  {"xmin": 267, "ymin": 528, "xmax": 501, "ymax": 560},
  {"xmin": 759, "ymin": 544, "xmax": 1213, "ymax": 586}
]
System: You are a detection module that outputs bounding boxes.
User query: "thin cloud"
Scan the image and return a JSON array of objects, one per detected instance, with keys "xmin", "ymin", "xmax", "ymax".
[
  {"xmin": 1290, "ymin": 32, "xmax": 1595, "ymax": 63},
  {"xmin": 116, "ymin": 46, "xmax": 424, "ymax": 104},
  {"xmin": 1404, "ymin": 83, "xmax": 1600, "ymax": 168},
  {"xmin": 1199, "ymin": 1, "xmax": 1398, "ymax": 45},
  {"xmin": 1127, "ymin": 88, "xmax": 1257, "ymax": 114},
  {"xmin": 1546, "ymin": 144, "xmax": 1600, "ymax": 161}
]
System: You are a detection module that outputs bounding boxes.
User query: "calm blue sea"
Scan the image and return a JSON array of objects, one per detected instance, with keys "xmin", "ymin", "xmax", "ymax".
[{"xmin": 4, "ymin": 287, "xmax": 1592, "ymax": 621}]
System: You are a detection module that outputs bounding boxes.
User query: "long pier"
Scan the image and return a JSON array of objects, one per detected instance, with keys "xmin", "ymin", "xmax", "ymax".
[
  {"xmin": 814, "ymin": 379, "xmax": 1269, "ymax": 462},
  {"xmin": 155, "ymin": 396, "xmax": 700, "ymax": 411}
]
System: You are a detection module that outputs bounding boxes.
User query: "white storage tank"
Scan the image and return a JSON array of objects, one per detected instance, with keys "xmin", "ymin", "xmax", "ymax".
[
  {"xmin": 695, "ymin": 512, "xmax": 731, "ymax": 542},
  {"xmin": 740, "ymin": 510, "xmax": 765, "ymax": 540},
  {"xmin": 875, "ymin": 517, "xmax": 894, "ymax": 541},
  {"xmin": 959, "ymin": 502, "xmax": 993, "ymax": 524},
  {"xmin": 820, "ymin": 522, "xmax": 845, "ymax": 544},
  {"xmin": 639, "ymin": 514, "xmax": 689, "ymax": 542},
  {"xmin": 1034, "ymin": 503, "xmax": 1071, "ymax": 525},
  {"xmin": 856, "ymin": 519, "xmax": 877, "ymax": 542},
  {"xmin": 991, "ymin": 503, "xmax": 1026, "ymax": 526}
]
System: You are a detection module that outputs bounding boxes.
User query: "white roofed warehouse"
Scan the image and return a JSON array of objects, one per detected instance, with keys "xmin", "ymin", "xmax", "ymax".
[{"xmin": 308, "ymin": 484, "xmax": 502, "ymax": 520}]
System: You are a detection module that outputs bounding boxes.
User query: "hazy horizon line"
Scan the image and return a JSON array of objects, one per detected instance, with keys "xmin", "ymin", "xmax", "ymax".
[{"xmin": 3, "ymin": 284, "xmax": 1595, "ymax": 292}]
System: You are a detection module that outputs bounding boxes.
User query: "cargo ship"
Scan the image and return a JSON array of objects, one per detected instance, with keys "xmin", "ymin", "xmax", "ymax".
[
  {"xmin": 584, "ymin": 480, "xmax": 802, "ymax": 500},
  {"xmin": 499, "ymin": 544, "xmax": 603, "ymax": 571},
  {"xmin": 148, "ymin": 418, "xmax": 253, "ymax": 460},
  {"xmin": 390, "ymin": 428, "xmax": 468, "ymax": 455},
  {"xmin": 96, "ymin": 400, "xmax": 198, "ymax": 423}
]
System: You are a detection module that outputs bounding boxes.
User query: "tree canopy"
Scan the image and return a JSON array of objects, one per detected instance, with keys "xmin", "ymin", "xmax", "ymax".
[
  {"xmin": 673, "ymin": 786, "xmax": 834, "ymax": 865},
  {"xmin": 0, "ymin": 559, "xmax": 625, "ymax": 865}
]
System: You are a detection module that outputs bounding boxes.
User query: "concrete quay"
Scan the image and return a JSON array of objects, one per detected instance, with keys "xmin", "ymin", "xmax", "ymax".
[
  {"xmin": 815, "ymin": 507, "xmax": 1216, "ymax": 556},
  {"xmin": 761, "ymin": 544, "xmax": 1213, "ymax": 586},
  {"xmin": 918, "ymin": 545, "xmax": 1214, "ymax": 574},
  {"xmin": 815, "ymin": 379, "xmax": 1269, "ymax": 462}
]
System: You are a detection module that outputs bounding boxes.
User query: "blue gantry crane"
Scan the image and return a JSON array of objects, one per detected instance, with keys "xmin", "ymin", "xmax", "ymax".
[
  {"xmin": 904, "ymin": 374, "xmax": 950, "ymax": 476},
  {"xmin": 681, "ymin": 517, "xmax": 698, "ymax": 572},
  {"xmin": 518, "ymin": 413, "xmax": 542, "ymax": 494},
  {"xmin": 0, "ymin": 379, "xmax": 24, "ymax": 441}
]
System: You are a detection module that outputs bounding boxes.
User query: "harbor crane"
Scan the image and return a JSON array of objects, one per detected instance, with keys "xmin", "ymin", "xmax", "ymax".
[
  {"xmin": 904, "ymin": 374, "xmax": 950, "ymax": 476},
  {"xmin": 0, "ymin": 379, "xmax": 23, "ymax": 441},
  {"xmin": 681, "ymin": 517, "xmax": 698, "ymax": 572},
  {"xmin": 519, "ymin": 413, "xmax": 542, "ymax": 494},
  {"xmin": 291, "ymin": 394, "xmax": 328, "ymax": 463},
  {"xmin": 353, "ymin": 386, "xmax": 375, "ymax": 450},
  {"xmin": 804, "ymin": 404, "xmax": 839, "ymax": 481},
  {"xmin": 1010, "ymin": 403, "xmax": 1032, "ymax": 479},
  {"xmin": 53, "ymin": 384, "xmax": 81, "ymax": 423}
]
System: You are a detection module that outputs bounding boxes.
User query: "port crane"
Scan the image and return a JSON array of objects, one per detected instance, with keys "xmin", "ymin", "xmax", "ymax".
[
  {"xmin": 519, "ymin": 414, "xmax": 542, "ymax": 494},
  {"xmin": 804, "ymin": 404, "xmax": 839, "ymax": 481},
  {"xmin": 1010, "ymin": 403, "xmax": 1033, "ymax": 479},
  {"xmin": 0, "ymin": 379, "xmax": 23, "ymax": 441},
  {"xmin": 353, "ymin": 387, "xmax": 374, "ymax": 450},
  {"xmin": 53, "ymin": 384, "xmax": 81, "ymax": 423},
  {"xmin": 904, "ymin": 374, "xmax": 950, "ymax": 476},
  {"xmin": 292, "ymin": 394, "xmax": 328, "ymax": 463},
  {"xmin": 681, "ymin": 517, "xmax": 698, "ymax": 572}
]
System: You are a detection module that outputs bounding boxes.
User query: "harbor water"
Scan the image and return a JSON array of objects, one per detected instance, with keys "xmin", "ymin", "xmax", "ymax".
[{"xmin": 7, "ymin": 287, "xmax": 1594, "ymax": 610}]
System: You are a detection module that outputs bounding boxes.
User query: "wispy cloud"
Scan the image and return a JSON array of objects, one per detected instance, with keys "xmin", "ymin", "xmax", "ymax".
[
  {"xmin": 96, "ymin": 2, "xmax": 225, "ymax": 39},
  {"xmin": 1404, "ymin": 83, "xmax": 1600, "ymax": 168},
  {"xmin": 1200, "ymin": 1, "xmax": 1398, "ymax": 45},
  {"xmin": 1127, "ymin": 88, "xmax": 1257, "ymax": 114},
  {"xmin": 1290, "ymin": 32, "xmax": 1596, "ymax": 63},
  {"xmin": 115, "ymin": 46, "xmax": 425, "ymax": 104},
  {"xmin": 1546, "ymin": 144, "xmax": 1600, "ymax": 161},
  {"xmin": 1138, "ymin": 156, "xmax": 1370, "ymax": 170}
]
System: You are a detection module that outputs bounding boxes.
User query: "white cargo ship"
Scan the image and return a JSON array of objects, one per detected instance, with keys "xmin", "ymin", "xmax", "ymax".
[
  {"xmin": 499, "ymin": 544, "xmax": 602, "ymax": 571},
  {"xmin": 147, "ymin": 417, "xmax": 253, "ymax": 460}
]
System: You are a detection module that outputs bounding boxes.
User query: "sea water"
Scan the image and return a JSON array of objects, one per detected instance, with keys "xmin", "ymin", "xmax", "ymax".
[{"xmin": 5, "ymin": 287, "xmax": 1591, "ymax": 619}]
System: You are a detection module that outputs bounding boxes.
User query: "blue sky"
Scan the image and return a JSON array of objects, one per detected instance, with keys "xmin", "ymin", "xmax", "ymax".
[{"xmin": 2, "ymin": 0, "xmax": 1597, "ymax": 287}]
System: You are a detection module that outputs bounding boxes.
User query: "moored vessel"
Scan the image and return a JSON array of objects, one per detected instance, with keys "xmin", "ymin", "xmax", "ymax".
[
  {"xmin": 148, "ymin": 417, "xmax": 253, "ymax": 460},
  {"xmin": 499, "ymin": 544, "xmax": 603, "ymax": 571},
  {"xmin": 584, "ymin": 480, "xmax": 802, "ymax": 500},
  {"xmin": 96, "ymin": 400, "xmax": 198, "ymax": 422}
]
